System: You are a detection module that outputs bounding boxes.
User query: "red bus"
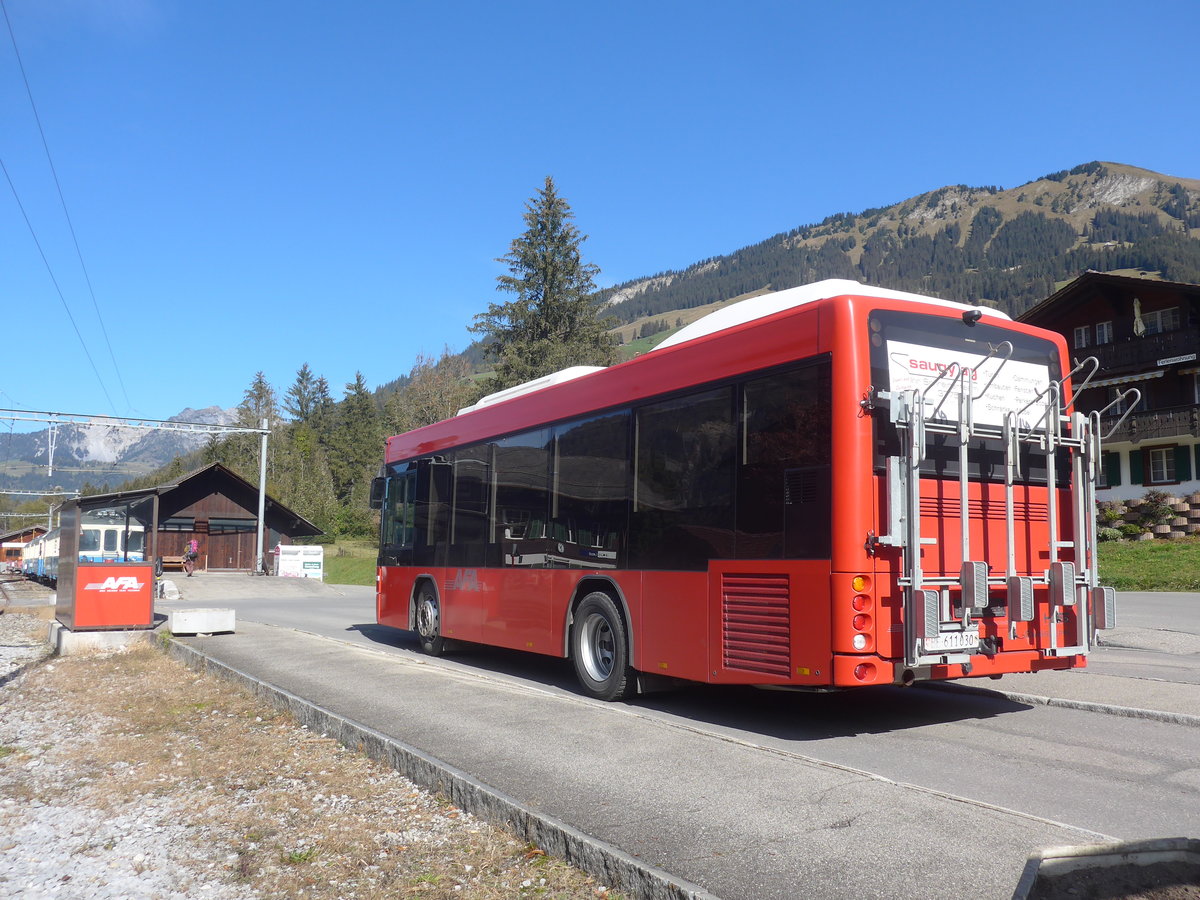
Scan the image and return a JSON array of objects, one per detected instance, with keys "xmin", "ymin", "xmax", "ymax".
[{"xmin": 373, "ymin": 279, "xmax": 1127, "ymax": 700}]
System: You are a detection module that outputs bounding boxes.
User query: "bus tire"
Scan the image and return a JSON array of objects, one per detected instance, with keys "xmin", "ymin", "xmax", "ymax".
[
  {"xmin": 414, "ymin": 584, "xmax": 445, "ymax": 656},
  {"xmin": 571, "ymin": 592, "xmax": 633, "ymax": 701}
]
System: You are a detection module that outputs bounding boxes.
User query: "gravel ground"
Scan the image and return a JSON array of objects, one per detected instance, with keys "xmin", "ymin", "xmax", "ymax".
[{"xmin": 0, "ymin": 584, "xmax": 613, "ymax": 900}]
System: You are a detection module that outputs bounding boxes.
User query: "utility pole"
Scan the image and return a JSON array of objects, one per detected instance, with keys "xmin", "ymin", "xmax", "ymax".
[{"xmin": 255, "ymin": 417, "xmax": 269, "ymax": 575}]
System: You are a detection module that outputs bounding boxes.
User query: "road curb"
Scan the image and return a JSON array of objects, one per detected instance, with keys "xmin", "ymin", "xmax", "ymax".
[
  {"xmin": 164, "ymin": 637, "xmax": 719, "ymax": 900},
  {"xmin": 1012, "ymin": 837, "xmax": 1200, "ymax": 899},
  {"xmin": 923, "ymin": 682, "xmax": 1200, "ymax": 728}
]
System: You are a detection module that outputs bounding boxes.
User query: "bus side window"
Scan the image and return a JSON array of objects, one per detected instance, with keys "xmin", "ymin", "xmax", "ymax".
[
  {"xmin": 413, "ymin": 458, "xmax": 452, "ymax": 567},
  {"xmin": 738, "ymin": 360, "xmax": 832, "ymax": 559},
  {"xmin": 449, "ymin": 446, "xmax": 489, "ymax": 567},
  {"xmin": 632, "ymin": 387, "xmax": 735, "ymax": 570},
  {"xmin": 494, "ymin": 429, "xmax": 551, "ymax": 568},
  {"xmin": 553, "ymin": 411, "xmax": 630, "ymax": 568}
]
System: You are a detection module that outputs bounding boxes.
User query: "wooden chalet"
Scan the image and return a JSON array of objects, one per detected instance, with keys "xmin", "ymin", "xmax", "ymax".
[
  {"xmin": 1, "ymin": 523, "xmax": 48, "ymax": 572},
  {"xmin": 80, "ymin": 462, "xmax": 322, "ymax": 573},
  {"xmin": 1018, "ymin": 271, "xmax": 1200, "ymax": 500}
]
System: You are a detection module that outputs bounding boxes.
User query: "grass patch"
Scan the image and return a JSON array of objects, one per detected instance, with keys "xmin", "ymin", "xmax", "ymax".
[
  {"xmin": 1098, "ymin": 537, "xmax": 1200, "ymax": 591},
  {"xmin": 321, "ymin": 540, "xmax": 377, "ymax": 586}
]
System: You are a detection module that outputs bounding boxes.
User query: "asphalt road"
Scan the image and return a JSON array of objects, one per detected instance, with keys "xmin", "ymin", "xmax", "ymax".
[{"xmin": 160, "ymin": 576, "xmax": 1200, "ymax": 900}]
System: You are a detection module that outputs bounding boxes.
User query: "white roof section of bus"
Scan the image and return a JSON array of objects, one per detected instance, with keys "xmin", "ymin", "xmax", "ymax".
[
  {"xmin": 653, "ymin": 278, "xmax": 1010, "ymax": 352},
  {"xmin": 458, "ymin": 365, "xmax": 606, "ymax": 415}
]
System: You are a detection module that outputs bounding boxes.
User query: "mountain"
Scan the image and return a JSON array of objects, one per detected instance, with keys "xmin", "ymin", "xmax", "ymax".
[
  {"xmin": 0, "ymin": 406, "xmax": 237, "ymax": 494},
  {"xmin": 599, "ymin": 162, "xmax": 1200, "ymax": 344}
]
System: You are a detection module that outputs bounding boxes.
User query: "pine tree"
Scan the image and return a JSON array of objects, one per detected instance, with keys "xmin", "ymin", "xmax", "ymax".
[
  {"xmin": 328, "ymin": 372, "xmax": 381, "ymax": 503},
  {"xmin": 284, "ymin": 363, "xmax": 318, "ymax": 422},
  {"xmin": 470, "ymin": 176, "xmax": 616, "ymax": 391}
]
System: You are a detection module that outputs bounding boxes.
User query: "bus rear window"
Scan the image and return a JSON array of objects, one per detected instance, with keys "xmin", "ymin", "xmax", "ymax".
[
  {"xmin": 869, "ymin": 310, "xmax": 1060, "ymax": 428},
  {"xmin": 868, "ymin": 310, "xmax": 1064, "ymax": 483}
]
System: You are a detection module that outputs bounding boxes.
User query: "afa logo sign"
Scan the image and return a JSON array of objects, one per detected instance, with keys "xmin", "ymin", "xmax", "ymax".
[{"xmin": 84, "ymin": 576, "xmax": 146, "ymax": 593}]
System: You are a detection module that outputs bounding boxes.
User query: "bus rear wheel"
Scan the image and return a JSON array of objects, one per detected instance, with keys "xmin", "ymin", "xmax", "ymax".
[
  {"xmin": 571, "ymin": 592, "xmax": 633, "ymax": 701},
  {"xmin": 414, "ymin": 585, "xmax": 445, "ymax": 656}
]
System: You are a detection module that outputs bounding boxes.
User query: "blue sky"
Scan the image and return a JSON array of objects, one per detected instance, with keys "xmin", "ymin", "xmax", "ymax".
[{"xmin": 3, "ymin": 0, "xmax": 1198, "ymax": 431}]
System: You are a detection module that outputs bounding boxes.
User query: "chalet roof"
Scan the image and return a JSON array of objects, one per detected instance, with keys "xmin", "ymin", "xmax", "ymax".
[
  {"xmin": 0, "ymin": 524, "xmax": 48, "ymax": 543},
  {"xmin": 1018, "ymin": 271, "xmax": 1200, "ymax": 326},
  {"xmin": 76, "ymin": 462, "xmax": 322, "ymax": 538}
]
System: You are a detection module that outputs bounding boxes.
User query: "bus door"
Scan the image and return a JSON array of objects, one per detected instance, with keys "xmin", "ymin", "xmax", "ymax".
[{"xmin": 379, "ymin": 467, "xmax": 416, "ymax": 570}]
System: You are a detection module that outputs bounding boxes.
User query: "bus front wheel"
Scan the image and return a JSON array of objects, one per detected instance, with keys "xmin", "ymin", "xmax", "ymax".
[
  {"xmin": 571, "ymin": 592, "xmax": 633, "ymax": 701},
  {"xmin": 414, "ymin": 585, "xmax": 445, "ymax": 656}
]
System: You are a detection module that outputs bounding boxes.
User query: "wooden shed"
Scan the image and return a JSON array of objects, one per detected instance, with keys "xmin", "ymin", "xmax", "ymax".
[{"xmin": 80, "ymin": 462, "xmax": 322, "ymax": 573}]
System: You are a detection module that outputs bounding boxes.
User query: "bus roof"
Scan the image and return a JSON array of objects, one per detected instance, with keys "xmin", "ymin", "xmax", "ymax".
[
  {"xmin": 387, "ymin": 281, "xmax": 1026, "ymax": 463},
  {"xmin": 458, "ymin": 365, "xmax": 606, "ymax": 415},
  {"xmin": 652, "ymin": 278, "xmax": 1009, "ymax": 351}
]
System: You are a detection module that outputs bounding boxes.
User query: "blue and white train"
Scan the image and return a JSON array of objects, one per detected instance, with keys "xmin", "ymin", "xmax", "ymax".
[{"xmin": 21, "ymin": 523, "xmax": 145, "ymax": 585}]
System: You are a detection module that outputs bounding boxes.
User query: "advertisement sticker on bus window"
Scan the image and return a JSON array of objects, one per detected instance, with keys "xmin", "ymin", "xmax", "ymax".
[{"xmin": 885, "ymin": 339, "xmax": 1051, "ymax": 428}]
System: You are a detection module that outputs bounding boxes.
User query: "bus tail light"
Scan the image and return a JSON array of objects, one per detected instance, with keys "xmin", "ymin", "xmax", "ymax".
[
  {"xmin": 853, "ymin": 663, "xmax": 876, "ymax": 682},
  {"xmin": 852, "ymin": 634, "xmax": 869, "ymax": 651}
]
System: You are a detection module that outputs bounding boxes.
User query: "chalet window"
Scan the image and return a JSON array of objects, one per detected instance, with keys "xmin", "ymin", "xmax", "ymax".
[
  {"xmin": 209, "ymin": 517, "xmax": 256, "ymax": 534},
  {"xmin": 1073, "ymin": 325, "xmax": 1091, "ymax": 349},
  {"xmin": 1147, "ymin": 446, "xmax": 1176, "ymax": 484},
  {"xmin": 1142, "ymin": 307, "xmax": 1180, "ymax": 336},
  {"xmin": 1109, "ymin": 388, "xmax": 1143, "ymax": 416},
  {"xmin": 1095, "ymin": 321, "xmax": 1113, "ymax": 345},
  {"xmin": 160, "ymin": 517, "xmax": 195, "ymax": 532}
]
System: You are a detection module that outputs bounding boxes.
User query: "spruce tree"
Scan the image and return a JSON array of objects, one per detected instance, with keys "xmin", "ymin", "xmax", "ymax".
[
  {"xmin": 470, "ymin": 176, "xmax": 616, "ymax": 391},
  {"xmin": 284, "ymin": 363, "xmax": 318, "ymax": 422}
]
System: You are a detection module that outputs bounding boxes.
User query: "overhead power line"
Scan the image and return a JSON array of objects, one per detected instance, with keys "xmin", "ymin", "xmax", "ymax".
[
  {"xmin": 1, "ymin": 0, "xmax": 126, "ymax": 411},
  {"xmin": 0, "ymin": 156, "xmax": 117, "ymax": 414}
]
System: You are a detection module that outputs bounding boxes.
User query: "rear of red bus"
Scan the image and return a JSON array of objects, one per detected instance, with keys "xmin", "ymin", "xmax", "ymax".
[{"xmin": 823, "ymin": 295, "xmax": 1114, "ymax": 688}]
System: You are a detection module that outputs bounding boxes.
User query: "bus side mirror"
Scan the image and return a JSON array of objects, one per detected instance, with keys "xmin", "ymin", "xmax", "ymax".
[{"xmin": 369, "ymin": 477, "xmax": 385, "ymax": 509}]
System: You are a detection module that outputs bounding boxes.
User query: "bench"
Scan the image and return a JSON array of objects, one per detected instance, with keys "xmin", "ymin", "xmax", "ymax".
[{"xmin": 160, "ymin": 555, "xmax": 185, "ymax": 571}]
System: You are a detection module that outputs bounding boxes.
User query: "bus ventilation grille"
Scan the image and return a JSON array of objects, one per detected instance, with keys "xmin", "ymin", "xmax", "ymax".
[
  {"xmin": 919, "ymin": 498, "xmax": 1049, "ymax": 522},
  {"xmin": 784, "ymin": 468, "xmax": 819, "ymax": 505},
  {"xmin": 721, "ymin": 574, "xmax": 791, "ymax": 678}
]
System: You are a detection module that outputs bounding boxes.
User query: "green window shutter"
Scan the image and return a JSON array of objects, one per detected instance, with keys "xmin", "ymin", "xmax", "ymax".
[
  {"xmin": 1176, "ymin": 445, "xmax": 1193, "ymax": 483},
  {"xmin": 1104, "ymin": 452, "xmax": 1122, "ymax": 487},
  {"xmin": 1129, "ymin": 449, "xmax": 1144, "ymax": 485}
]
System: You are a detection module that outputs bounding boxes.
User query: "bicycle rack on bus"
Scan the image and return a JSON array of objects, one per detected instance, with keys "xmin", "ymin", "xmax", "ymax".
[{"xmin": 873, "ymin": 351, "xmax": 1136, "ymax": 671}]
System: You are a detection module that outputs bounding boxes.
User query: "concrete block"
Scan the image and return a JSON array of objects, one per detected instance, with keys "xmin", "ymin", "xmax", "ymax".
[
  {"xmin": 48, "ymin": 621, "xmax": 154, "ymax": 657},
  {"xmin": 168, "ymin": 608, "xmax": 236, "ymax": 636}
]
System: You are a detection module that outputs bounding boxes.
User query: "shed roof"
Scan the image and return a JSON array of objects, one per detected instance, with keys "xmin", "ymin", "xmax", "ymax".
[
  {"xmin": 0, "ymin": 524, "xmax": 48, "ymax": 543},
  {"xmin": 76, "ymin": 462, "xmax": 322, "ymax": 538}
]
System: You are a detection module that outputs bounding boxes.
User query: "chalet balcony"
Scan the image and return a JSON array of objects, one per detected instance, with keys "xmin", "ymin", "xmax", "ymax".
[
  {"xmin": 1087, "ymin": 325, "xmax": 1200, "ymax": 373},
  {"xmin": 1101, "ymin": 402, "xmax": 1200, "ymax": 444}
]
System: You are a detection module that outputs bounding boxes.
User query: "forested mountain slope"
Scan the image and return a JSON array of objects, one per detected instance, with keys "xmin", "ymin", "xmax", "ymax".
[{"xmin": 600, "ymin": 162, "xmax": 1200, "ymax": 328}]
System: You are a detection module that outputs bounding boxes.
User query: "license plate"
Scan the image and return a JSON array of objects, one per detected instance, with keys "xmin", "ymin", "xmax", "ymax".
[{"xmin": 923, "ymin": 630, "xmax": 980, "ymax": 653}]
